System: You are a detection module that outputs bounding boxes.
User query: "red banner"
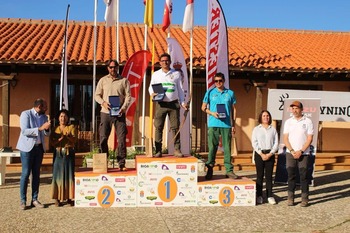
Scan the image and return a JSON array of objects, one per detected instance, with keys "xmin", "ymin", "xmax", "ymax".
[{"xmin": 121, "ymin": 50, "xmax": 152, "ymax": 147}]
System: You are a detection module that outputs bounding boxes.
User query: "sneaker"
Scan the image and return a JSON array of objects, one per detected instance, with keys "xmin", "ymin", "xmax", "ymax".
[
  {"xmin": 67, "ymin": 199, "xmax": 74, "ymax": 207},
  {"xmin": 268, "ymin": 197, "xmax": 277, "ymax": 205},
  {"xmin": 300, "ymin": 201, "xmax": 309, "ymax": 207},
  {"xmin": 205, "ymin": 164, "xmax": 213, "ymax": 180},
  {"xmin": 119, "ymin": 167, "xmax": 127, "ymax": 171},
  {"xmin": 20, "ymin": 202, "xmax": 27, "ymax": 210},
  {"xmin": 31, "ymin": 200, "xmax": 44, "ymax": 208},
  {"xmin": 153, "ymin": 151, "xmax": 162, "ymax": 158},
  {"xmin": 226, "ymin": 171, "xmax": 238, "ymax": 179},
  {"xmin": 256, "ymin": 196, "xmax": 264, "ymax": 204},
  {"xmin": 174, "ymin": 149, "xmax": 184, "ymax": 158},
  {"xmin": 287, "ymin": 199, "xmax": 294, "ymax": 206}
]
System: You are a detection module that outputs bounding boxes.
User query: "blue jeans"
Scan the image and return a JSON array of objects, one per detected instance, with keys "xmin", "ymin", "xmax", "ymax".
[{"xmin": 20, "ymin": 145, "xmax": 44, "ymax": 203}]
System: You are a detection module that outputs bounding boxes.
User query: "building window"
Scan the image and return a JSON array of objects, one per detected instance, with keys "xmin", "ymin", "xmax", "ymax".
[{"xmin": 51, "ymin": 80, "xmax": 94, "ymax": 131}]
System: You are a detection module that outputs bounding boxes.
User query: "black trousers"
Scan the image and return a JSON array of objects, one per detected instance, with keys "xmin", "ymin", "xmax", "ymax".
[{"xmin": 254, "ymin": 151, "xmax": 275, "ymax": 197}]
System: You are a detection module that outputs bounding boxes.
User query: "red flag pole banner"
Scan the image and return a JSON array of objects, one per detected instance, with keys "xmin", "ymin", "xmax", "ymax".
[
  {"xmin": 121, "ymin": 50, "xmax": 152, "ymax": 147},
  {"xmin": 182, "ymin": 0, "xmax": 194, "ymax": 33},
  {"xmin": 162, "ymin": 0, "xmax": 172, "ymax": 32},
  {"xmin": 166, "ymin": 37, "xmax": 190, "ymax": 155},
  {"xmin": 60, "ymin": 4, "xmax": 70, "ymax": 111},
  {"xmin": 206, "ymin": 0, "xmax": 229, "ymax": 90}
]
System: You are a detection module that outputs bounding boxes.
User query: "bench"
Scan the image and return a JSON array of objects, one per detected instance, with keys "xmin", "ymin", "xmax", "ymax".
[{"xmin": 0, "ymin": 151, "xmax": 20, "ymax": 185}]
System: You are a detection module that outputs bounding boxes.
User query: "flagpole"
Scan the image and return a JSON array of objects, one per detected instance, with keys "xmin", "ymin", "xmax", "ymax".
[
  {"xmin": 141, "ymin": 24, "xmax": 148, "ymax": 147},
  {"xmin": 189, "ymin": 29, "xmax": 193, "ymax": 150},
  {"xmin": 60, "ymin": 4, "xmax": 70, "ymax": 110},
  {"xmin": 116, "ymin": 0, "xmax": 119, "ymax": 61},
  {"xmin": 92, "ymin": 0, "xmax": 98, "ymax": 136}
]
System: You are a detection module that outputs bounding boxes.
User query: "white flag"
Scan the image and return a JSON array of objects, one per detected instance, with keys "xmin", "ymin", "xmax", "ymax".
[
  {"xmin": 60, "ymin": 5, "xmax": 70, "ymax": 110},
  {"xmin": 104, "ymin": 0, "xmax": 118, "ymax": 27},
  {"xmin": 206, "ymin": 0, "xmax": 229, "ymax": 90},
  {"xmin": 182, "ymin": 0, "xmax": 194, "ymax": 33},
  {"xmin": 167, "ymin": 37, "xmax": 190, "ymax": 155}
]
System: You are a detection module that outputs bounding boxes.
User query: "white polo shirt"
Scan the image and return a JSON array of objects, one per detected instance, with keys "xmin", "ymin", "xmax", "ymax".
[{"xmin": 283, "ymin": 115, "xmax": 314, "ymax": 154}]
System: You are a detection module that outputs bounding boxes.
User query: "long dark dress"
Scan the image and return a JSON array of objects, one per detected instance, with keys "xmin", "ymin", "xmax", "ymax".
[{"xmin": 50, "ymin": 124, "xmax": 77, "ymax": 201}]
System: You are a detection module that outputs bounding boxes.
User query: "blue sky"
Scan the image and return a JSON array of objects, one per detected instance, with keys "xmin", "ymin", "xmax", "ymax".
[{"xmin": 2, "ymin": 0, "xmax": 350, "ymax": 31}]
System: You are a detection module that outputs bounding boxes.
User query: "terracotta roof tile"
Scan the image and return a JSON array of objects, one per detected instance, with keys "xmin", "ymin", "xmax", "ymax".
[{"xmin": 1, "ymin": 18, "xmax": 350, "ymax": 72}]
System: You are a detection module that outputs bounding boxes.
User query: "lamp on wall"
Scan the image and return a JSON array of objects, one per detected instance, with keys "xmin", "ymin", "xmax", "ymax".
[
  {"xmin": 10, "ymin": 78, "xmax": 18, "ymax": 88},
  {"xmin": 243, "ymin": 83, "xmax": 252, "ymax": 93}
]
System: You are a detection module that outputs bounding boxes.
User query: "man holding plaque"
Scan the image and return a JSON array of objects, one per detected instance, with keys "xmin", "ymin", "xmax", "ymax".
[
  {"xmin": 201, "ymin": 73, "xmax": 238, "ymax": 180},
  {"xmin": 148, "ymin": 53, "xmax": 187, "ymax": 158},
  {"xmin": 95, "ymin": 60, "xmax": 131, "ymax": 170}
]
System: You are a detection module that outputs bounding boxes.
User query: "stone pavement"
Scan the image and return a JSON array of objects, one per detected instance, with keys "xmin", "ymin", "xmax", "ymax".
[{"xmin": 0, "ymin": 170, "xmax": 349, "ymax": 233}]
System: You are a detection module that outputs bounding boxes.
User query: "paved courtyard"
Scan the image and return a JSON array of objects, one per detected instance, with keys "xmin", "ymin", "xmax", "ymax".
[{"xmin": 0, "ymin": 170, "xmax": 349, "ymax": 233}]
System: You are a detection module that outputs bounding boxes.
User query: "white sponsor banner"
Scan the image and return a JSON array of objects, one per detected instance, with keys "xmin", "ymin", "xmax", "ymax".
[{"xmin": 268, "ymin": 89, "xmax": 350, "ymax": 122}]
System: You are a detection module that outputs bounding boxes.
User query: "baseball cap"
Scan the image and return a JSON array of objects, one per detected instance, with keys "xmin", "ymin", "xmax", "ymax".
[{"xmin": 290, "ymin": 101, "xmax": 303, "ymax": 109}]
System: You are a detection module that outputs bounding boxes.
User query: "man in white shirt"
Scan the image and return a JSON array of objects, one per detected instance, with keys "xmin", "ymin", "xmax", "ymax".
[
  {"xmin": 148, "ymin": 53, "xmax": 187, "ymax": 158},
  {"xmin": 283, "ymin": 100, "xmax": 314, "ymax": 207}
]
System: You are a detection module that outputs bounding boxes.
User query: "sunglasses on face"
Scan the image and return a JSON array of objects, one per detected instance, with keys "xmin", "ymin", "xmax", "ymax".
[
  {"xmin": 214, "ymin": 79, "xmax": 223, "ymax": 83},
  {"xmin": 108, "ymin": 66, "xmax": 118, "ymax": 69}
]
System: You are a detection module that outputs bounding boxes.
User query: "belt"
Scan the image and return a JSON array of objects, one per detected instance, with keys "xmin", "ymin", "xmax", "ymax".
[
  {"xmin": 261, "ymin": 149, "xmax": 271, "ymax": 154},
  {"xmin": 160, "ymin": 99, "xmax": 178, "ymax": 104},
  {"xmin": 34, "ymin": 143, "xmax": 42, "ymax": 147}
]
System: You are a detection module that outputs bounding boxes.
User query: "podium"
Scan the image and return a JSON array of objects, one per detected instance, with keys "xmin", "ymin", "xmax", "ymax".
[
  {"xmin": 75, "ymin": 168, "xmax": 137, "ymax": 207},
  {"xmin": 197, "ymin": 176, "xmax": 256, "ymax": 206},
  {"xmin": 136, "ymin": 155, "xmax": 198, "ymax": 206},
  {"xmin": 75, "ymin": 155, "xmax": 256, "ymax": 207}
]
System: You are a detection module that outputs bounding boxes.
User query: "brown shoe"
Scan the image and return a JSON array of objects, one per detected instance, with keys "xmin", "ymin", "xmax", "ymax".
[
  {"xmin": 153, "ymin": 151, "xmax": 162, "ymax": 158},
  {"xmin": 32, "ymin": 200, "xmax": 44, "ymax": 208},
  {"xmin": 287, "ymin": 199, "xmax": 294, "ymax": 206},
  {"xmin": 174, "ymin": 149, "xmax": 184, "ymax": 158},
  {"xmin": 20, "ymin": 202, "xmax": 27, "ymax": 210},
  {"xmin": 226, "ymin": 171, "xmax": 238, "ymax": 179},
  {"xmin": 300, "ymin": 201, "xmax": 309, "ymax": 207},
  {"xmin": 54, "ymin": 199, "xmax": 61, "ymax": 207}
]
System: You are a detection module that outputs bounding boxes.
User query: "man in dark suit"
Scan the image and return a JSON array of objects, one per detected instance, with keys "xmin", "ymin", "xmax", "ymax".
[{"xmin": 16, "ymin": 98, "xmax": 51, "ymax": 210}]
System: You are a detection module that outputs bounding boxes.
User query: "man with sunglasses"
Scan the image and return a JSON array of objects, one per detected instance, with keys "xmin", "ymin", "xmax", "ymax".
[
  {"xmin": 201, "ymin": 72, "xmax": 238, "ymax": 180},
  {"xmin": 95, "ymin": 60, "xmax": 131, "ymax": 171},
  {"xmin": 148, "ymin": 53, "xmax": 187, "ymax": 158}
]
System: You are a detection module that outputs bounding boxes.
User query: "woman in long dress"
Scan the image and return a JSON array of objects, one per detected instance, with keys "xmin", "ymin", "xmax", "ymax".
[{"xmin": 50, "ymin": 109, "xmax": 77, "ymax": 206}]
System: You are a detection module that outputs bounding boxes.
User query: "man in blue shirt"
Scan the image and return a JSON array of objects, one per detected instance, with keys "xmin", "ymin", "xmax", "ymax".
[{"xmin": 201, "ymin": 73, "xmax": 238, "ymax": 180}]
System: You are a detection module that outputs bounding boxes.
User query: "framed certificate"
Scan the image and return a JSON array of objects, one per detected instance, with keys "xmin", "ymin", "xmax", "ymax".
[
  {"xmin": 152, "ymin": 83, "xmax": 165, "ymax": 101},
  {"xmin": 216, "ymin": 104, "xmax": 226, "ymax": 119},
  {"xmin": 109, "ymin": 95, "xmax": 121, "ymax": 117}
]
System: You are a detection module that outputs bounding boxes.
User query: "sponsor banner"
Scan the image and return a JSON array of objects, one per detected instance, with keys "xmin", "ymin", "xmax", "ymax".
[
  {"xmin": 197, "ymin": 178, "xmax": 256, "ymax": 206},
  {"xmin": 206, "ymin": 0, "xmax": 229, "ymax": 90},
  {"xmin": 136, "ymin": 156, "xmax": 198, "ymax": 206},
  {"xmin": 75, "ymin": 170, "xmax": 137, "ymax": 207},
  {"xmin": 274, "ymin": 98, "xmax": 320, "ymax": 185},
  {"xmin": 121, "ymin": 50, "xmax": 152, "ymax": 147},
  {"xmin": 268, "ymin": 89, "xmax": 350, "ymax": 122}
]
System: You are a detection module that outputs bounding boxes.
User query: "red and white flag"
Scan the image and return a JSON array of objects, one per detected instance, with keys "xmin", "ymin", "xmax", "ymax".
[
  {"xmin": 162, "ymin": 0, "xmax": 172, "ymax": 32},
  {"xmin": 206, "ymin": 0, "xmax": 229, "ymax": 90},
  {"xmin": 182, "ymin": 0, "xmax": 194, "ymax": 33},
  {"xmin": 104, "ymin": 0, "xmax": 118, "ymax": 27},
  {"xmin": 121, "ymin": 50, "xmax": 152, "ymax": 147}
]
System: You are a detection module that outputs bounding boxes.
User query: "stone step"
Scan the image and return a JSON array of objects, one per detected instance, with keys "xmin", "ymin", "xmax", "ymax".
[{"xmin": 6, "ymin": 152, "xmax": 350, "ymax": 172}]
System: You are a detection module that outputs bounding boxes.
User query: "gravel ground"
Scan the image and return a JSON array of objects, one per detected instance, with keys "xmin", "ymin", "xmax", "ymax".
[{"xmin": 0, "ymin": 170, "xmax": 349, "ymax": 233}]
